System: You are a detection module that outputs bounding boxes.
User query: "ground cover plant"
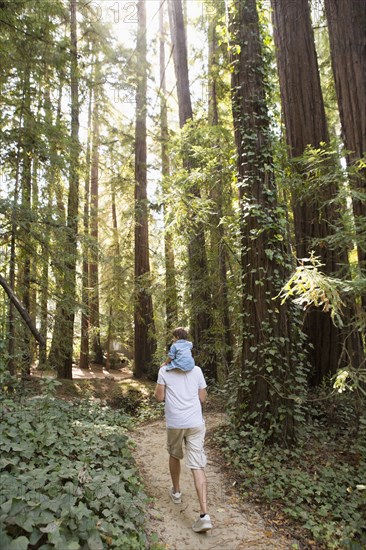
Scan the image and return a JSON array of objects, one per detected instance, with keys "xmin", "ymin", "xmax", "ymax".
[
  {"xmin": 0, "ymin": 377, "xmax": 149, "ymax": 550},
  {"xmin": 214, "ymin": 387, "xmax": 366, "ymax": 549}
]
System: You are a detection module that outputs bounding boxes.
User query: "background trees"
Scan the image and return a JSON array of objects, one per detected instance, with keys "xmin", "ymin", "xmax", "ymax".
[{"xmin": 0, "ymin": 0, "xmax": 364, "ymax": 432}]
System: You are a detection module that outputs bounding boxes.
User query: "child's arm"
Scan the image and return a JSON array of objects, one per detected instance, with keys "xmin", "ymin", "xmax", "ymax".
[{"xmin": 161, "ymin": 342, "xmax": 176, "ymax": 367}]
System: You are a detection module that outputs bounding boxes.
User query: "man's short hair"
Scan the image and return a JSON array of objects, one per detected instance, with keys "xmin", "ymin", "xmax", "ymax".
[{"xmin": 172, "ymin": 327, "xmax": 189, "ymax": 340}]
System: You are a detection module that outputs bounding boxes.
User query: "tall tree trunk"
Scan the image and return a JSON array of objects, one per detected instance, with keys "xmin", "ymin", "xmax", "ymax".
[
  {"xmin": 207, "ymin": 1, "xmax": 232, "ymax": 378},
  {"xmin": 51, "ymin": 0, "xmax": 80, "ymax": 379},
  {"xmin": 29, "ymin": 153, "xmax": 39, "ymax": 366},
  {"xmin": 7, "ymin": 104, "xmax": 24, "ymax": 375},
  {"xmin": 168, "ymin": 0, "xmax": 215, "ymax": 377},
  {"xmin": 105, "ymin": 167, "xmax": 122, "ymax": 371},
  {"xmin": 39, "ymin": 82, "xmax": 54, "ymax": 369},
  {"xmin": 159, "ymin": 0, "xmax": 178, "ymax": 337},
  {"xmin": 47, "ymin": 79, "xmax": 67, "ymax": 371},
  {"xmin": 271, "ymin": 0, "xmax": 363, "ymax": 384},
  {"xmin": 105, "ymin": 305, "xmax": 113, "ymax": 371},
  {"xmin": 134, "ymin": 0, "xmax": 157, "ymax": 378},
  {"xmin": 39, "ymin": 183, "xmax": 51, "ymax": 369},
  {"xmin": 324, "ymin": 0, "xmax": 366, "ymax": 309},
  {"xmin": 89, "ymin": 63, "xmax": 103, "ymax": 365},
  {"xmin": 168, "ymin": 0, "xmax": 192, "ymax": 127},
  {"xmin": 229, "ymin": 0, "xmax": 300, "ymax": 443},
  {"xmin": 19, "ymin": 65, "xmax": 32, "ymax": 375},
  {"xmin": 29, "ymin": 90, "xmax": 43, "ymax": 366},
  {"xmin": 208, "ymin": 9, "xmax": 219, "ymax": 127},
  {"xmin": 79, "ymin": 81, "xmax": 93, "ymax": 370}
]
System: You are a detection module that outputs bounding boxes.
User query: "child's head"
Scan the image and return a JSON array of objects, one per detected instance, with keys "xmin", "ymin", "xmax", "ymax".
[{"xmin": 172, "ymin": 327, "xmax": 189, "ymax": 340}]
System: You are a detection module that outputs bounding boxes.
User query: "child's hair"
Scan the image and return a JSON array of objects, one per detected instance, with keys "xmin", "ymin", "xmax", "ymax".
[{"xmin": 172, "ymin": 327, "xmax": 189, "ymax": 340}]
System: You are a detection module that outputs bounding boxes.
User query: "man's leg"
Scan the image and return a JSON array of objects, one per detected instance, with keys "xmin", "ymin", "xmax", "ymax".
[
  {"xmin": 191, "ymin": 468, "xmax": 208, "ymax": 515},
  {"xmin": 169, "ymin": 455, "xmax": 181, "ymax": 494}
]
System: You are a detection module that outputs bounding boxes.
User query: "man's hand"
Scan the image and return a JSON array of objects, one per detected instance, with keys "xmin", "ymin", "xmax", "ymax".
[
  {"xmin": 155, "ymin": 383, "xmax": 165, "ymax": 402},
  {"xmin": 198, "ymin": 388, "xmax": 207, "ymax": 403}
]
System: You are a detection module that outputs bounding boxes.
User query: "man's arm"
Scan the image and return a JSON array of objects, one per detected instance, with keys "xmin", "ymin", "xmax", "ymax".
[
  {"xmin": 155, "ymin": 383, "xmax": 165, "ymax": 402},
  {"xmin": 198, "ymin": 388, "xmax": 207, "ymax": 403}
]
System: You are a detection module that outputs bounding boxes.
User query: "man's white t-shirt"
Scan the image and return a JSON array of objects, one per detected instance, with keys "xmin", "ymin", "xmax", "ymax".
[{"xmin": 157, "ymin": 365, "xmax": 207, "ymax": 429}]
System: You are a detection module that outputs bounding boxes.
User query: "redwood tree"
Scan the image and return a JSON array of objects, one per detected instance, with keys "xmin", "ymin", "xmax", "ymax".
[
  {"xmin": 324, "ymin": 0, "xmax": 366, "ymax": 308},
  {"xmin": 134, "ymin": 0, "xmax": 157, "ymax": 378},
  {"xmin": 168, "ymin": 0, "xmax": 215, "ymax": 377},
  {"xmin": 79, "ymin": 80, "xmax": 93, "ymax": 370},
  {"xmin": 89, "ymin": 60, "xmax": 104, "ymax": 365},
  {"xmin": 207, "ymin": 0, "xmax": 233, "ymax": 377},
  {"xmin": 51, "ymin": 0, "xmax": 80, "ymax": 379},
  {"xmin": 229, "ymin": 0, "xmax": 306, "ymax": 443},
  {"xmin": 159, "ymin": 0, "xmax": 178, "ymax": 336},
  {"xmin": 271, "ymin": 0, "xmax": 363, "ymax": 384}
]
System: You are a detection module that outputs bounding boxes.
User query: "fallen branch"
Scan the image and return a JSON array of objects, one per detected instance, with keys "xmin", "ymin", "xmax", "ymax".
[{"xmin": 0, "ymin": 273, "xmax": 46, "ymax": 348}]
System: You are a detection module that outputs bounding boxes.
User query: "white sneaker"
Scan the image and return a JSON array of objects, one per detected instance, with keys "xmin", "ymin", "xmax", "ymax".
[
  {"xmin": 169, "ymin": 488, "xmax": 182, "ymax": 504},
  {"xmin": 192, "ymin": 514, "xmax": 212, "ymax": 532}
]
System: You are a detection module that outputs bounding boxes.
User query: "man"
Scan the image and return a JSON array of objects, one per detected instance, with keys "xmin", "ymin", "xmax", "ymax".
[{"xmin": 155, "ymin": 360, "xmax": 212, "ymax": 533}]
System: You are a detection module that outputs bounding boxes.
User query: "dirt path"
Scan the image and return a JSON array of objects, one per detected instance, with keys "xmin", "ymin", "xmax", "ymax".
[{"xmin": 132, "ymin": 414, "xmax": 296, "ymax": 549}]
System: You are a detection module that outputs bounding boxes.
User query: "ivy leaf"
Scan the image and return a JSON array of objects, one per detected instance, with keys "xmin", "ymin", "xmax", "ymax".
[
  {"xmin": 40, "ymin": 521, "xmax": 59, "ymax": 533},
  {"xmin": 66, "ymin": 540, "xmax": 80, "ymax": 550},
  {"xmin": 87, "ymin": 531, "xmax": 104, "ymax": 550},
  {"xmin": 1, "ymin": 499, "xmax": 13, "ymax": 514},
  {"xmin": 9, "ymin": 537, "xmax": 29, "ymax": 550}
]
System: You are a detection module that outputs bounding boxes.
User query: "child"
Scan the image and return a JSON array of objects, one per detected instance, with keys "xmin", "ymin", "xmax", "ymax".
[{"xmin": 161, "ymin": 327, "xmax": 195, "ymax": 372}]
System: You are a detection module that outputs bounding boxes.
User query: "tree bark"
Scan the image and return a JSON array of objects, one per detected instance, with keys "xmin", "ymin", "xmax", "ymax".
[
  {"xmin": 19, "ymin": 65, "xmax": 32, "ymax": 374},
  {"xmin": 229, "ymin": 0, "xmax": 300, "ymax": 442},
  {"xmin": 207, "ymin": 0, "xmax": 232, "ymax": 378},
  {"xmin": 168, "ymin": 0, "xmax": 215, "ymax": 377},
  {"xmin": 52, "ymin": 0, "xmax": 80, "ymax": 379},
  {"xmin": 79, "ymin": 81, "xmax": 93, "ymax": 370},
  {"xmin": 168, "ymin": 0, "xmax": 192, "ymax": 127},
  {"xmin": 89, "ymin": 61, "xmax": 104, "ymax": 365},
  {"xmin": 159, "ymin": 0, "xmax": 178, "ymax": 337},
  {"xmin": 271, "ymin": 0, "xmax": 363, "ymax": 384},
  {"xmin": 134, "ymin": 0, "xmax": 157, "ymax": 378},
  {"xmin": 7, "ymin": 108, "xmax": 24, "ymax": 376},
  {"xmin": 46, "ymin": 79, "xmax": 67, "ymax": 371},
  {"xmin": 208, "ymin": 9, "xmax": 219, "ymax": 127},
  {"xmin": 324, "ymin": 0, "xmax": 366, "ymax": 309}
]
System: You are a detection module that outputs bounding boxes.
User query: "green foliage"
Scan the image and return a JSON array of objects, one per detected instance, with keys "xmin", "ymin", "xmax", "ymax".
[
  {"xmin": 284, "ymin": 144, "xmax": 366, "ymax": 269},
  {"xmin": 214, "ymin": 389, "xmax": 366, "ymax": 548},
  {"xmin": 164, "ymin": 119, "xmax": 236, "ymax": 233},
  {"xmin": 333, "ymin": 368, "xmax": 366, "ymax": 399},
  {"xmin": 278, "ymin": 249, "xmax": 366, "ymax": 402},
  {"xmin": 277, "ymin": 252, "xmax": 346, "ymax": 327},
  {"xmin": 0, "ymin": 383, "xmax": 149, "ymax": 549},
  {"xmin": 285, "ymin": 141, "xmax": 345, "ymax": 205}
]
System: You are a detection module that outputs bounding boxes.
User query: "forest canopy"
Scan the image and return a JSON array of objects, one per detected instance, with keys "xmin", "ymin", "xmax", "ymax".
[
  {"xmin": 1, "ymin": 0, "xmax": 365, "ymax": 423},
  {"xmin": 1, "ymin": 0, "xmax": 365, "ymax": 431}
]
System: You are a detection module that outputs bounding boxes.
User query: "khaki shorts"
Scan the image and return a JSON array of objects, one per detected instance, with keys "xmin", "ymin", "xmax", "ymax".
[{"xmin": 167, "ymin": 424, "xmax": 207, "ymax": 469}]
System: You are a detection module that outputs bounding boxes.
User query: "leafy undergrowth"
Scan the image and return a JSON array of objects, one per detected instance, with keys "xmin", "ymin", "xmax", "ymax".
[
  {"xmin": 0, "ymin": 377, "xmax": 155, "ymax": 550},
  {"xmin": 213, "ymin": 390, "xmax": 366, "ymax": 549},
  {"xmin": 18, "ymin": 375, "xmax": 164, "ymax": 422}
]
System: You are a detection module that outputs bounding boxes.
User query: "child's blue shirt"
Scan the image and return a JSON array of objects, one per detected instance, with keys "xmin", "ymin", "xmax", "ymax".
[{"xmin": 166, "ymin": 339, "xmax": 195, "ymax": 371}]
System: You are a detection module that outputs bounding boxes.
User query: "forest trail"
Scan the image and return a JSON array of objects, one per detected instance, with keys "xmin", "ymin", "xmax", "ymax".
[{"xmin": 131, "ymin": 414, "xmax": 295, "ymax": 550}]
